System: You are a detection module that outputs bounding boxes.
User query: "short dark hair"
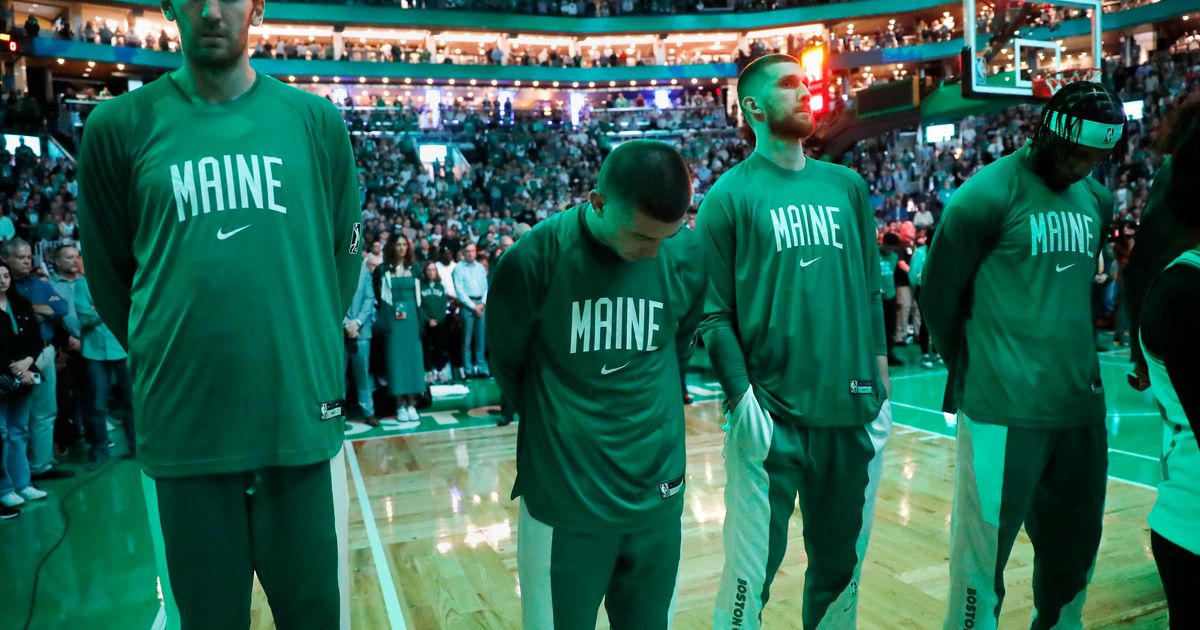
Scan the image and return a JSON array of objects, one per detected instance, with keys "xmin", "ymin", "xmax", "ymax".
[
  {"xmin": 737, "ymin": 53, "xmax": 800, "ymax": 104},
  {"xmin": 883, "ymin": 232, "xmax": 901, "ymax": 246},
  {"xmin": 1034, "ymin": 81, "xmax": 1126, "ymax": 153},
  {"xmin": 597, "ymin": 140, "xmax": 692, "ymax": 223}
]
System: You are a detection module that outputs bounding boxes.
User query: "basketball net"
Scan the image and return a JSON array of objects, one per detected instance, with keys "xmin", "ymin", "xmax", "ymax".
[{"xmin": 1032, "ymin": 67, "xmax": 1102, "ymax": 100}]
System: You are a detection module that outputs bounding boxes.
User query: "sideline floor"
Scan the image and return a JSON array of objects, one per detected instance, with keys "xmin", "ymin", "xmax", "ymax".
[{"xmin": 0, "ymin": 345, "xmax": 1166, "ymax": 629}]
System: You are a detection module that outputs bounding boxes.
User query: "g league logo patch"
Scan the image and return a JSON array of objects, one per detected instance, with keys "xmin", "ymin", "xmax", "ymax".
[
  {"xmin": 1104, "ymin": 128, "xmax": 1115, "ymax": 144},
  {"xmin": 349, "ymin": 222, "xmax": 362, "ymax": 254}
]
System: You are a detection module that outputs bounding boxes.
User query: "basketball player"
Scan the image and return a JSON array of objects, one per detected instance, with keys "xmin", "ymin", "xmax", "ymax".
[
  {"xmin": 700, "ymin": 53, "xmax": 892, "ymax": 629},
  {"xmin": 1123, "ymin": 97, "xmax": 1197, "ymax": 393},
  {"xmin": 1135, "ymin": 95, "xmax": 1200, "ymax": 628},
  {"xmin": 487, "ymin": 140, "xmax": 704, "ymax": 629},
  {"xmin": 76, "ymin": 0, "xmax": 362, "ymax": 626},
  {"xmin": 921, "ymin": 82, "xmax": 1124, "ymax": 630}
]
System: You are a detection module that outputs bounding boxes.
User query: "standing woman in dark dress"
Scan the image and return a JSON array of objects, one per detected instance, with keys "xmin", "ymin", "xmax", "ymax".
[
  {"xmin": 419, "ymin": 261, "xmax": 452, "ymax": 384},
  {"xmin": 1138, "ymin": 95, "xmax": 1200, "ymax": 629},
  {"xmin": 374, "ymin": 234, "xmax": 426, "ymax": 422}
]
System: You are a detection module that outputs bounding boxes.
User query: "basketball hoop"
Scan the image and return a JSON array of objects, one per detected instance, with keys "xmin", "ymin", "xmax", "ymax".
[{"xmin": 1032, "ymin": 67, "xmax": 1102, "ymax": 100}]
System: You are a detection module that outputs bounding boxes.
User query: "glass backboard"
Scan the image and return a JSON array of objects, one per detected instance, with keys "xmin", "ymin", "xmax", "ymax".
[{"xmin": 963, "ymin": 0, "xmax": 1102, "ymax": 99}]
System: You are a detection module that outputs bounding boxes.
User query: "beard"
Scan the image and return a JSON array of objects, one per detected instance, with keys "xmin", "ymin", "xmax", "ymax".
[
  {"xmin": 186, "ymin": 28, "xmax": 250, "ymax": 69},
  {"xmin": 1031, "ymin": 139, "xmax": 1079, "ymax": 191},
  {"xmin": 765, "ymin": 108, "xmax": 815, "ymax": 140}
]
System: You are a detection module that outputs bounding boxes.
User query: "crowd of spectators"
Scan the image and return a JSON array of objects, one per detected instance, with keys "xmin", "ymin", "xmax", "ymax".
[{"xmin": 336, "ymin": 88, "xmax": 728, "ymax": 134}]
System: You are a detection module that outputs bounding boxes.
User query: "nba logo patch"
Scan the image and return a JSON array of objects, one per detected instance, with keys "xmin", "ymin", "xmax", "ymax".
[
  {"xmin": 658, "ymin": 477, "xmax": 684, "ymax": 500},
  {"xmin": 349, "ymin": 223, "xmax": 362, "ymax": 254},
  {"xmin": 320, "ymin": 400, "xmax": 346, "ymax": 421},
  {"xmin": 849, "ymin": 380, "xmax": 874, "ymax": 395}
]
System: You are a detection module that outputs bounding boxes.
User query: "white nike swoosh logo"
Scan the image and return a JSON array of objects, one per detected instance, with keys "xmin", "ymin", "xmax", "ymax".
[
  {"xmin": 217, "ymin": 225, "xmax": 252, "ymax": 240},
  {"xmin": 600, "ymin": 362, "xmax": 630, "ymax": 375},
  {"xmin": 799, "ymin": 257, "xmax": 822, "ymax": 268},
  {"xmin": 1055, "ymin": 263, "xmax": 1075, "ymax": 272}
]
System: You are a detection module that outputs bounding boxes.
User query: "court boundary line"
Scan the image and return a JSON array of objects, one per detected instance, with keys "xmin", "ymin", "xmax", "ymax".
[
  {"xmin": 890, "ymin": 403, "xmax": 1160, "ymax": 491},
  {"xmin": 346, "ymin": 444, "xmax": 409, "ymax": 630},
  {"xmin": 347, "ymin": 418, "xmax": 518, "ymax": 443}
]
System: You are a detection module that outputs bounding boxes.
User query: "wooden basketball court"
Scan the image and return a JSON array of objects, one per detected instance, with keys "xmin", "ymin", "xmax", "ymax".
[{"xmin": 0, "ymin": 348, "xmax": 1169, "ymax": 628}]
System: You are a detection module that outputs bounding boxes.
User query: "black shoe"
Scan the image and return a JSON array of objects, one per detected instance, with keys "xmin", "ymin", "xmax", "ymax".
[
  {"xmin": 497, "ymin": 415, "xmax": 514, "ymax": 427},
  {"xmin": 682, "ymin": 392, "xmax": 694, "ymax": 405},
  {"xmin": 887, "ymin": 355, "xmax": 905, "ymax": 367},
  {"xmin": 32, "ymin": 467, "xmax": 76, "ymax": 481},
  {"xmin": 364, "ymin": 415, "xmax": 381, "ymax": 428},
  {"xmin": 85, "ymin": 452, "xmax": 110, "ymax": 472},
  {"xmin": 0, "ymin": 504, "xmax": 19, "ymax": 521}
]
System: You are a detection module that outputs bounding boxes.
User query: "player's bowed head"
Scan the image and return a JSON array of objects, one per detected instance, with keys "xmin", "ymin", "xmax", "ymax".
[
  {"xmin": 587, "ymin": 140, "xmax": 693, "ymax": 262},
  {"xmin": 1031, "ymin": 81, "xmax": 1126, "ymax": 191}
]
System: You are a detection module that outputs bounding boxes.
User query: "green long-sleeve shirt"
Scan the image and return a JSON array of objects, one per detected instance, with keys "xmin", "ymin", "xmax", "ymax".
[
  {"xmin": 486, "ymin": 204, "xmax": 705, "ymax": 533},
  {"xmin": 76, "ymin": 72, "xmax": 363, "ymax": 477},
  {"xmin": 921, "ymin": 142, "xmax": 1109, "ymax": 428},
  {"xmin": 697, "ymin": 153, "xmax": 887, "ymax": 427}
]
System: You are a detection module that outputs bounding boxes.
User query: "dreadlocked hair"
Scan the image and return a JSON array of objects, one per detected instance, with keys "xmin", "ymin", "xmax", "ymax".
[{"xmin": 1033, "ymin": 81, "xmax": 1126, "ymax": 153}]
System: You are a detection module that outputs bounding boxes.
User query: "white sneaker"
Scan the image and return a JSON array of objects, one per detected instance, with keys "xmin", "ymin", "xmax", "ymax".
[
  {"xmin": 1, "ymin": 492, "xmax": 25, "ymax": 508},
  {"xmin": 407, "ymin": 406, "xmax": 420, "ymax": 421},
  {"xmin": 19, "ymin": 487, "xmax": 48, "ymax": 501}
]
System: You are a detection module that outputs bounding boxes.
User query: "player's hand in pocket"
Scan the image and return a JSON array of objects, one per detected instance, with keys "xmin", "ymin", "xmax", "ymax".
[{"xmin": 728, "ymin": 386, "xmax": 773, "ymax": 463}]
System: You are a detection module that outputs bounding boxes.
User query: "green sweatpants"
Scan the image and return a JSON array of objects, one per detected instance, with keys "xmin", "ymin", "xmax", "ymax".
[
  {"xmin": 714, "ymin": 387, "xmax": 892, "ymax": 630},
  {"xmin": 944, "ymin": 415, "xmax": 1107, "ymax": 630},
  {"xmin": 142, "ymin": 447, "xmax": 350, "ymax": 629},
  {"xmin": 517, "ymin": 499, "xmax": 682, "ymax": 629}
]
